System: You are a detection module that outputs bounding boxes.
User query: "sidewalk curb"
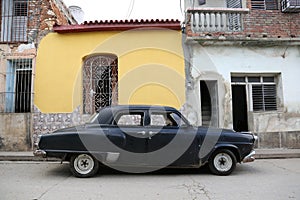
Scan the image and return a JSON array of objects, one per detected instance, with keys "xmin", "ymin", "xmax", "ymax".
[
  {"xmin": 255, "ymin": 149, "xmax": 300, "ymax": 159},
  {"xmin": 0, "ymin": 149, "xmax": 300, "ymax": 162},
  {"xmin": 0, "ymin": 152, "xmax": 59, "ymax": 162}
]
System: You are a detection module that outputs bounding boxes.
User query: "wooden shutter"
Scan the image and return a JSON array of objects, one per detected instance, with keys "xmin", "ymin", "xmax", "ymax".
[
  {"xmin": 252, "ymin": 85, "xmax": 277, "ymax": 111},
  {"xmin": 227, "ymin": 0, "xmax": 242, "ymax": 8}
]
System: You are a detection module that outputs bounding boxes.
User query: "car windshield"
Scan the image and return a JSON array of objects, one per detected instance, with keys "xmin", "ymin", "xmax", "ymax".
[{"xmin": 87, "ymin": 113, "xmax": 99, "ymax": 124}]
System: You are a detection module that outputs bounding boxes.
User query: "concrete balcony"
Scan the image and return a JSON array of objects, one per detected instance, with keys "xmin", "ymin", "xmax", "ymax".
[
  {"xmin": 186, "ymin": 7, "xmax": 250, "ymax": 33},
  {"xmin": 184, "ymin": 8, "xmax": 300, "ymax": 45}
]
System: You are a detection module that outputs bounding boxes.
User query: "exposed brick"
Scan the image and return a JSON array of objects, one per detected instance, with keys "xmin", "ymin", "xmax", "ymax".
[{"xmin": 186, "ymin": 8, "xmax": 300, "ymax": 39}]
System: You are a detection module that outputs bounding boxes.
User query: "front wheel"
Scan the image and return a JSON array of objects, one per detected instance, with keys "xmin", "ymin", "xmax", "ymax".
[
  {"xmin": 208, "ymin": 149, "xmax": 237, "ymax": 176},
  {"xmin": 70, "ymin": 154, "xmax": 99, "ymax": 178}
]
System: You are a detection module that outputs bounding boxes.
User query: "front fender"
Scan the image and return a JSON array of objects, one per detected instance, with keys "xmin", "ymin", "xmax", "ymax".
[{"xmin": 200, "ymin": 144, "xmax": 241, "ymax": 164}]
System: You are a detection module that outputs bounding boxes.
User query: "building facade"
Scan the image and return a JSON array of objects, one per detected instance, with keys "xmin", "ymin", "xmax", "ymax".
[
  {"xmin": 183, "ymin": 0, "xmax": 300, "ymax": 148},
  {"xmin": 32, "ymin": 20, "xmax": 185, "ymax": 142},
  {"xmin": 0, "ymin": 0, "xmax": 76, "ymax": 151}
]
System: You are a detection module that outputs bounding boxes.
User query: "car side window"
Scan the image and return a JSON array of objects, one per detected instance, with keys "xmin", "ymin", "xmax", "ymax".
[
  {"xmin": 116, "ymin": 113, "xmax": 143, "ymax": 126},
  {"xmin": 150, "ymin": 112, "xmax": 177, "ymax": 127}
]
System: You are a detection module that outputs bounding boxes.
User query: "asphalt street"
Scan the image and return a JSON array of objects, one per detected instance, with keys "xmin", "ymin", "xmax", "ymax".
[{"xmin": 0, "ymin": 158, "xmax": 299, "ymax": 200}]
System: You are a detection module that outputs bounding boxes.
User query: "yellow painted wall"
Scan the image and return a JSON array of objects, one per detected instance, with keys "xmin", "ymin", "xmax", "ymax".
[{"xmin": 35, "ymin": 28, "xmax": 185, "ymax": 113}]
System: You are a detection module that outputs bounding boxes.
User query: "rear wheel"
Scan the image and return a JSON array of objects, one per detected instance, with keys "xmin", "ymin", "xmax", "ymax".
[
  {"xmin": 70, "ymin": 154, "xmax": 99, "ymax": 178},
  {"xmin": 209, "ymin": 149, "xmax": 237, "ymax": 176}
]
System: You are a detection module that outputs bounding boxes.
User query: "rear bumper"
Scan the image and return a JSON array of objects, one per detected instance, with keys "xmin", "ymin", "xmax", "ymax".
[
  {"xmin": 33, "ymin": 149, "xmax": 47, "ymax": 158},
  {"xmin": 242, "ymin": 150, "xmax": 256, "ymax": 163}
]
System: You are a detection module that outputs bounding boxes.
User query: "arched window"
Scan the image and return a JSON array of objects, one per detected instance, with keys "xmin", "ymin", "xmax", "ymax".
[{"xmin": 83, "ymin": 54, "xmax": 118, "ymax": 114}]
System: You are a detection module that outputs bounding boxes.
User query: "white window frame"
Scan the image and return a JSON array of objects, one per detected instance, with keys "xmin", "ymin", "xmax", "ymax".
[
  {"xmin": 5, "ymin": 59, "xmax": 32, "ymax": 113},
  {"xmin": 231, "ymin": 74, "xmax": 280, "ymax": 112}
]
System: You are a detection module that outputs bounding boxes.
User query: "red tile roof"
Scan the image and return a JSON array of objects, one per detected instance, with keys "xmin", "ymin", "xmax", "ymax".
[{"xmin": 53, "ymin": 19, "xmax": 181, "ymax": 33}]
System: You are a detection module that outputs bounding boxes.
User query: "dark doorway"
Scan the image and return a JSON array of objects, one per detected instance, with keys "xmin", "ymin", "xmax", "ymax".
[
  {"xmin": 200, "ymin": 81, "xmax": 211, "ymax": 127},
  {"xmin": 200, "ymin": 81, "xmax": 218, "ymax": 127},
  {"xmin": 231, "ymin": 85, "xmax": 248, "ymax": 132},
  {"xmin": 15, "ymin": 69, "xmax": 32, "ymax": 113}
]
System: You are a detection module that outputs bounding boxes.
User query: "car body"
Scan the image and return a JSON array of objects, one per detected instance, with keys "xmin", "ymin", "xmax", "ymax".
[{"xmin": 34, "ymin": 105, "xmax": 257, "ymax": 177}]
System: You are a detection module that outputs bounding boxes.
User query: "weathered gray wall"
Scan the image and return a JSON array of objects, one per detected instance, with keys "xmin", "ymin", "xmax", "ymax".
[
  {"xmin": 184, "ymin": 43, "xmax": 300, "ymax": 148},
  {"xmin": 0, "ymin": 113, "xmax": 32, "ymax": 151}
]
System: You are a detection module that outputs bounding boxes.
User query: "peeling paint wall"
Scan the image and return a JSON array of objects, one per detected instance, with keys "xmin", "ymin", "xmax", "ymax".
[
  {"xmin": 0, "ymin": 0, "xmax": 76, "ymax": 151},
  {"xmin": 185, "ymin": 43, "xmax": 300, "ymax": 148},
  {"xmin": 0, "ymin": 113, "xmax": 32, "ymax": 151}
]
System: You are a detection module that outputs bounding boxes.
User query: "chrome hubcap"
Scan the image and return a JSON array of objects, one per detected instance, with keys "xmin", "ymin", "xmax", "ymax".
[
  {"xmin": 214, "ymin": 153, "xmax": 233, "ymax": 172},
  {"xmin": 74, "ymin": 154, "xmax": 94, "ymax": 175}
]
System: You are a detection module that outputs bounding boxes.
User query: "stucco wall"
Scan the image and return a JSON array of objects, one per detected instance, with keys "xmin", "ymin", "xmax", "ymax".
[
  {"xmin": 186, "ymin": 43, "xmax": 300, "ymax": 148},
  {"xmin": 191, "ymin": 45, "xmax": 300, "ymax": 128},
  {"xmin": 35, "ymin": 29, "xmax": 185, "ymax": 113}
]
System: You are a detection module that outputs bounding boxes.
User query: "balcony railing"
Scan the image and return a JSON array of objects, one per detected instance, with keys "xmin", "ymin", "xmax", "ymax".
[{"xmin": 187, "ymin": 8, "xmax": 249, "ymax": 33}]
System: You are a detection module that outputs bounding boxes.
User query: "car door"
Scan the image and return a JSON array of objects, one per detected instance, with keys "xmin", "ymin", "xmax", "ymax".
[
  {"xmin": 145, "ymin": 111, "xmax": 198, "ymax": 167},
  {"xmin": 109, "ymin": 111, "xmax": 148, "ymax": 154}
]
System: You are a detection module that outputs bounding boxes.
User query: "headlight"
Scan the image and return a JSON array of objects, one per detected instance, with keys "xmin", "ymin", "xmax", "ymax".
[{"xmin": 253, "ymin": 135, "xmax": 258, "ymax": 141}]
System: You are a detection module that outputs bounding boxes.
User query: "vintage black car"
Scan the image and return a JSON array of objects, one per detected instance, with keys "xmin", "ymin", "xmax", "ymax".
[{"xmin": 34, "ymin": 105, "xmax": 257, "ymax": 177}]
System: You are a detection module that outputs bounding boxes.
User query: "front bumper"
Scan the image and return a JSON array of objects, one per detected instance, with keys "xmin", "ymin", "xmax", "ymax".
[
  {"xmin": 242, "ymin": 150, "xmax": 256, "ymax": 163},
  {"xmin": 33, "ymin": 149, "xmax": 47, "ymax": 158}
]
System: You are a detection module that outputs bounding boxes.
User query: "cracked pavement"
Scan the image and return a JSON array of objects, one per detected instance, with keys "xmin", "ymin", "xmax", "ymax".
[{"xmin": 0, "ymin": 159, "xmax": 299, "ymax": 200}]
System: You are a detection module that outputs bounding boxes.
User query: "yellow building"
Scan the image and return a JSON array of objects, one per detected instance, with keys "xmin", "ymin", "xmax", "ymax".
[{"xmin": 33, "ymin": 19, "xmax": 185, "ymax": 135}]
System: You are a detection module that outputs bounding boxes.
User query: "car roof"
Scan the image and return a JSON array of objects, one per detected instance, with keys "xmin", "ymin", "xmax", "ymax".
[
  {"xmin": 100, "ymin": 105, "xmax": 178, "ymax": 112},
  {"xmin": 96, "ymin": 105, "xmax": 189, "ymax": 125}
]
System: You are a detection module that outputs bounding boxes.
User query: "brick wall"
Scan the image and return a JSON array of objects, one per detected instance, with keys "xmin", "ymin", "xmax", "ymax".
[
  {"xmin": 185, "ymin": 9, "xmax": 300, "ymax": 39},
  {"xmin": 243, "ymin": 10, "xmax": 300, "ymax": 38},
  {"xmin": 31, "ymin": 0, "xmax": 76, "ymax": 44},
  {"xmin": 0, "ymin": 0, "xmax": 76, "ymax": 151},
  {"xmin": 0, "ymin": 0, "xmax": 76, "ymax": 45}
]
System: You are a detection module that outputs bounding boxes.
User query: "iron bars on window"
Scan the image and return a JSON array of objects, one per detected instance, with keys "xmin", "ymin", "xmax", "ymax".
[
  {"xmin": 83, "ymin": 55, "xmax": 118, "ymax": 114},
  {"xmin": 0, "ymin": 58, "xmax": 33, "ymax": 113}
]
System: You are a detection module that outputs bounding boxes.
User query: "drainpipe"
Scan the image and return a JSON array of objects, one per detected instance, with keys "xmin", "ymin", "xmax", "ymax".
[
  {"xmin": 181, "ymin": 23, "xmax": 199, "ymax": 125},
  {"xmin": 181, "ymin": 23, "xmax": 194, "ymax": 91}
]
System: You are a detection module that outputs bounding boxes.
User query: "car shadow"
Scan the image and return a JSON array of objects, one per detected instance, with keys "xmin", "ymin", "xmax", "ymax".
[
  {"xmin": 46, "ymin": 162, "xmax": 260, "ymax": 178},
  {"xmin": 96, "ymin": 164, "xmax": 212, "ymax": 176},
  {"xmin": 45, "ymin": 162, "xmax": 72, "ymax": 177}
]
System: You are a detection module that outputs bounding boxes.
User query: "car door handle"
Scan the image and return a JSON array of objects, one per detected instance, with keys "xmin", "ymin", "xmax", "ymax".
[
  {"xmin": 149, "ymin": 131, "xmax": 156, "ymax": 135},
  {"xmin": 137, "ymin": 131, "xmax": 146, "ymax": 135},
  {"xmin": 148, "ymin": 131, "xmax": 157, "ymax": 139}
]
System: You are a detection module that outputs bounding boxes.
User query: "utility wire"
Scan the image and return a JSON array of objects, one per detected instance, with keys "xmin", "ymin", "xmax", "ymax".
[
  {"xmin": 126, "ymin": 0, "xmax": 135, "ymax": 19},
  {"xmin": 180, "ymin": 0, "xmax": 184, "ymax": 17}
]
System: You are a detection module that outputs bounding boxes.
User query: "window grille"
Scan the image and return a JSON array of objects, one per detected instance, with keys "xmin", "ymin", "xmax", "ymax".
[
  {"xmin": 83, "ymin": 55, "xmax": 118, "ymax": 114},
  {"xmin": 231, "ymin": 75, "xmax": 278, "ymax": 112},
  {"xmin": 1, "ymin": 0, "xmax": 29, "ymax": 42},
  {"xmin": 2, "ymin": 59, "xmax": 33, "ymax": 113},
  {"xmin": 251, "ymin": 0, "xmax": 279, "ymax": 10}
]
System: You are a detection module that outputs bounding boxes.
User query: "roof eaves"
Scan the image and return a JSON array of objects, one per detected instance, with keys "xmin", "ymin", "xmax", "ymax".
[{"xmin": 53, "ymin": 19, "xmax": 181, "ymax": 33}]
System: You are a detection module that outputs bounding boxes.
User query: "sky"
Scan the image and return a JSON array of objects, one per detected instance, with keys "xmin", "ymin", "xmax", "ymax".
[{"xmin": 63, "ymin": 0, "xmax": 184, "ymax": 22}]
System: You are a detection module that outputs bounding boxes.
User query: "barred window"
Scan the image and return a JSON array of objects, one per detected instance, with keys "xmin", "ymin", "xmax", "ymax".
[
  {"xmin": 4, "ymin": 59, "xmax": 32, "ymax": 113},
  {"xmin": 251, "ymin": 0, "xmax": 279, "ymax": 10},
  {"xmin": 231, "ymin": 75, "xmax": 278, "ymax": 112},
  {"xmin": 83, "ymin": 54, "xmax": 118, "ymax": 114},
  {"xmin": 1, "ymin": 0, "xmax": 28, "ymax": 42}
]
